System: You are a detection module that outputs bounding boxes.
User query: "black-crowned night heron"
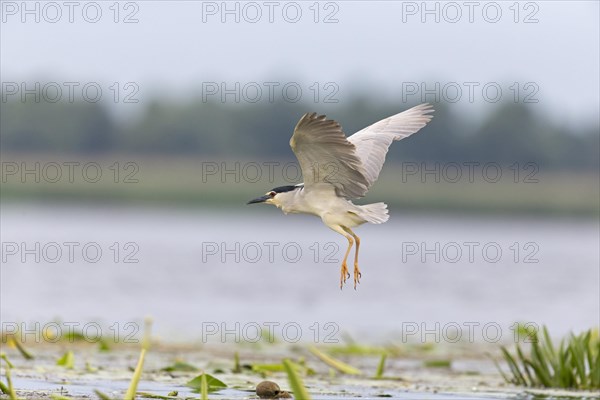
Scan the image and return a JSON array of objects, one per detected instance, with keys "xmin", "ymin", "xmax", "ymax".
[{"xmin": 248, "ymin": 104, "xmax": 434, "ymax": 289}]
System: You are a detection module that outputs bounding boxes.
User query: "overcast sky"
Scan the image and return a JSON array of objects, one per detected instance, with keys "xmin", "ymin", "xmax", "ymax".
[{"xmin": 2, "ymin": 1, "xmax": 599, "ymax": 127}]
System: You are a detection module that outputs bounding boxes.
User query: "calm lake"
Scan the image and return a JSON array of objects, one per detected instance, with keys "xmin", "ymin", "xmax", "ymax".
[{"xmin": 1, "ymin": 203, "xmax": 598, "ymax": 344}]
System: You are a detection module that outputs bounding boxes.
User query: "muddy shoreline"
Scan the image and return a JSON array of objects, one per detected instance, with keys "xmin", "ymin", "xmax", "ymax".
[{"xmin": 2, "ymin": 341, "xmax": 598, "ymax": 399}]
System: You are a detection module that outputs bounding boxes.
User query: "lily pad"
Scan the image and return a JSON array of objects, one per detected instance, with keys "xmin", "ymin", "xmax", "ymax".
[
  {"xmin": 186, "ymin": 373, "xmax": 227, "ymax": 393},
  {"xmin": 161, "ymin": 361, "xmax": 199, "ymax": 372}
]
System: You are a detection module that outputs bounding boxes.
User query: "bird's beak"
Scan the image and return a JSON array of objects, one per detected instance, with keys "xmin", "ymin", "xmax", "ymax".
[{"xmin": 247, "ymin": 195, "xmax": 270, "ymax": 205}]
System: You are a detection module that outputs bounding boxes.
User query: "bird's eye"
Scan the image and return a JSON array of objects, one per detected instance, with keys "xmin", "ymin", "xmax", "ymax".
[{"xmin": 269, "ymin": 191, "xmax": 276, "ymax": 197}]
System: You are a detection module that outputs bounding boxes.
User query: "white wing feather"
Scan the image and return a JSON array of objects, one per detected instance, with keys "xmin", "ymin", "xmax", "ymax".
[
  {"xmin": 347, "ymin": 103, "xmax": 434, "ymax": 188},
  {"xmin": 290, "ymin": 112, "xmax": 370, "ymax": 199}
]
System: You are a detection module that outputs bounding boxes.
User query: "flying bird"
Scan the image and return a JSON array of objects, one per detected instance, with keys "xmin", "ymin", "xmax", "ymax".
[{"xmin": 247, "ymin": 104, "xmax": 434, "ymax": 289}]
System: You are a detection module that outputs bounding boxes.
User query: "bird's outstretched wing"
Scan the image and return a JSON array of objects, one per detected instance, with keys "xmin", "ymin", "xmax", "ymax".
[
  {"xmin": 290, "ymin": 113, "xmax": 370, "ymax": 199},
  {"xmin": 347, "ymin": 103, "xmax": 434, "ymax": 189}
]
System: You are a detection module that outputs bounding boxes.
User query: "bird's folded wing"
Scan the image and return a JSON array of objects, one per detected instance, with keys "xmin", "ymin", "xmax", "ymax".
[
  {"xmin": 290, "ymin": 112, "xmax": 370, "ymax": 199},
  {"xmin": 347, "ymin": 103, "xmax": 434, "ymax": 189}
]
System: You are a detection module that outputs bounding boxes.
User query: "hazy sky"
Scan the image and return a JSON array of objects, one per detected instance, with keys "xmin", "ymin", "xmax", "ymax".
[{"xmin": 2, "ymin": 1, "xmax": 599, "ymax": 126}]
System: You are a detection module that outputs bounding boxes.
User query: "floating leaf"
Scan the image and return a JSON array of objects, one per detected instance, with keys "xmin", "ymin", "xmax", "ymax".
[
  {"xmin": 56, "ymin": 351, "xmax": 75, "ymax": 369},
  {"xmin": 93, "ymin": 389, "xmax": 113, "ymax": 400},
  {"xmin": 329, "ymin": 344, "xmax": 387, "ymax": 356},
  {"xmin": 137, "ymin": 392, "xmax": 178, "ymax": 399},
  {"xmin": 161, "ymin": 361, "xmax": 198, "ymax": 372},
  {"xmin": 252, "ymin": 361, "xmax": 314, "ymax": 377},
  {"xmin": 252, "ymin": 363, "xmax": 285, "ymax": 374},
  {"xmin": 85, "ymin": 362, "xmax": 98, "ymax": 373},
  {"xmin": 98, "ymin": 339, "xmax": 111, "ymax": 352},
  {"xmin": 186, "ymin": 373, "xmax": 227, "ymax": 393},
  {"xmin": 423, "ymin": 359, "xmax": 451, "ymax": 368},
  {"xmin": 63, "ymin": 331, "xmax": 87, "ymax": 342}
]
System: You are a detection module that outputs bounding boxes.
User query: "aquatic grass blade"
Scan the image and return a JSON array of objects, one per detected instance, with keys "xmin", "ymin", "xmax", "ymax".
[
  {"xmin": 591, "ymin": 347, "xmax": 600, "ymax": 388},
  {"xmin": 124, "ymin": 317, "xmax": 152, "ymax": 400},
  {"xmin": 491, "ymin": 356, "xmax": 511, "ymax": 384},
  {"xmin": 530, "ymin": 340, "xmax": 552, "ymax": 386},
  {"xmin": 308, "ymin": 346, "xmax": 361, "ymax": 375},
  {"xmin": 0, "ymin": 354, "xmax": 14, "ymax": 369},
  {"xmin": 515, "ymin": 344, "xmax": 533, "ymax": 385},
  {"xmin": 500, "ymin": 347, "xmax": 526, "ymax": 385},
  {"xmin": 200, "ymin": 373, "xmax": 208, "ymax": 400},
  {"xmin": 124, "ymin": 348, "xmax": 147, "ymax": 400},
  {"xmin": 10, "ymin": 336, "xmax": 34, "ymax": 360},
  {"xmin": 93, "ymin": 389, "xmax": 114, "ymax": 400},
  {"xmin": 233, "ymin": 352, "xmax": 241, "ymax": 373},
  {"xmin": 1, "ymin": 355, "xmax": 17, "ymax": 400},
  {"xmin": 0, "ymin": 380, "xmax": 9, "ymax": 395},
  {"xmin": 375, "ymin": 353, "xmax": 387, "ymax": 379},
  {"xmin": 283, "ymin": 359, "xmax": 311, "ymax": 400},
  {"xmin": 498, "ymin": 326, "xmax": 599, "ymax": 390}
]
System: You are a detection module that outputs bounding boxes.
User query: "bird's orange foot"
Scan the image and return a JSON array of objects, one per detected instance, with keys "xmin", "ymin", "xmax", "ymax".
[
  {"xmin": 340, "ymin": 263, "xmax": 350, "ymax": 289},
  {"xmin": 353, "ymin": 264, "xmax": 362, "ymax": 289}
]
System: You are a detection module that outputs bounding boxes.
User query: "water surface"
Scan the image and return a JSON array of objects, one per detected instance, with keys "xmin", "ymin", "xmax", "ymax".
[{"xmin": 1, "ymin": 203, "xmax": 598, "ymax": 343}]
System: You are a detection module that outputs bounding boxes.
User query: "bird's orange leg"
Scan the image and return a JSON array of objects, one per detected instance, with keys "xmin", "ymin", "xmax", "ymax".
[
  {"xmin": 344, "ymin": 228, "xmax": 361, "ymax": 289},
  {"xmin": 352, "ymin": 233, "xmax": 361, "ymax": 289},
  {"xmin": 339, "ymin": 234, "xmax": 354, "ymax": 289}
]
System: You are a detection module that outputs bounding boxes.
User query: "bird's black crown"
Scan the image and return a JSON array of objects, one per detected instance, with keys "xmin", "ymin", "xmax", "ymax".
[{"xmin": 271, "ymin": 185, "xmax": 300, "ymax": 193}]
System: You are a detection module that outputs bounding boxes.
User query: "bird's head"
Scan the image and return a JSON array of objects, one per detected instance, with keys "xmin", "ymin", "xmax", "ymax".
[{"xmin": 247, "ymin": 185, "xmax": 300, "ymax": 209}]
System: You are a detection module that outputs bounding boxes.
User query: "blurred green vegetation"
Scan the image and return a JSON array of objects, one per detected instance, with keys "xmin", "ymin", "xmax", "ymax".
[
  {"xmin": 1, "ymin": 98, "xmax": 598, "ymax": 169},
  {"xmin": 1, "ymin": 97, "xmax": 598, "ymax": 215},
  {"xmin": 0, "ymin": 155, "xmax": 597, "ymax": 215}
]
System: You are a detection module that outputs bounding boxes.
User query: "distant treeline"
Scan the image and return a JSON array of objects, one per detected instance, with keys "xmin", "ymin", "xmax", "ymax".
[{"xmin": 1, "ymin": 99, "xmax": 598, "ymax": 169}]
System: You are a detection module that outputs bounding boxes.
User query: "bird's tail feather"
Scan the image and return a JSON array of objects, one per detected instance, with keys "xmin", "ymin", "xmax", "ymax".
[{"xmin": 357, "ymin": 202, "xmax": 389, "ymax": 224}]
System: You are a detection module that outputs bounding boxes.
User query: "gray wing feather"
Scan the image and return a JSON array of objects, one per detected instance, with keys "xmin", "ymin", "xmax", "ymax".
[
  {"xmin": 347, "ymin": 103, "xmax": 434, "ymax": 188},
  {"xmin": 290, "ymin": 113, "xmax": 370, "ymax": 199}
]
